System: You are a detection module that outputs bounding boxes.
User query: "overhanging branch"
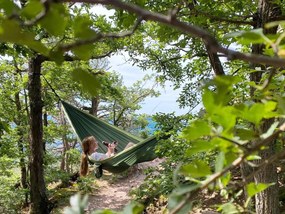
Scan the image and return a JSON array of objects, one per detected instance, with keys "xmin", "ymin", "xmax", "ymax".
[
  {"xmin": 60, "ymin": 0, "xmax": 285, "ymax": 67},
  {"xmin": 58, "ymin": 17, "xmax": 143, "ymax": 52}
]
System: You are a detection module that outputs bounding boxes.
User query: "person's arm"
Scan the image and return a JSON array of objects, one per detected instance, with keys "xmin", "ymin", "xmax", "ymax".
[{"xmin": 91, "ymin": 152, "xmax": 108, "ymax": 161}]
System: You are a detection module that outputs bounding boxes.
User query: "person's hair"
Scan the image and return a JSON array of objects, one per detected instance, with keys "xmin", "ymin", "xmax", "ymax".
[{"xmin": 80, "ymin": 136, "xmax": 97, "ymax": 176}]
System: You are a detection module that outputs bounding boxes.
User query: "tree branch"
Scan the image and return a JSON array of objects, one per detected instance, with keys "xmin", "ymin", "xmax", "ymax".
[
  {"xmin": 58, "ymin": 17, "xmax": 143, "ymax": 52},
  {"xmin": 204, "ymin": 43, "xmax": 225, "ymax": 75},
  {"xmin": 218, "ymin": 135, "xmax": 247, "ymax": 151},
  {"xmin": 60, "ymin": 0, "xmax": 285, "ymax": 68},
  {"xmin": 62, "ymin": 51, "xmax": 113, "ymax": 61}
]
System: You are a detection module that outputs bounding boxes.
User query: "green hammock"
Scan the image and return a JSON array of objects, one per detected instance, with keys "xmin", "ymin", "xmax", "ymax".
[{"xmin": 61, "ymin": 101, "xmax": 159, "ymax": 177}]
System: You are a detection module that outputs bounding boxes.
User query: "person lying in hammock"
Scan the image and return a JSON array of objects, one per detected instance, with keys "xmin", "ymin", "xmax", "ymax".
[{"xmin": 80, "ymin": 136, "xmax": 118, "ymax": 176}]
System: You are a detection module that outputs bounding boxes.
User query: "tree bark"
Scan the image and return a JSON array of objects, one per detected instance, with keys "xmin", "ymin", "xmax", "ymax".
[
  {"xmin": 254, "ymin": 129, "xmax": 279, "ymax": 214},
  {"xmin": 251, "ymin": 0, "xmax": 282, "ymax": 213},
  {"xmin": 91, "ymin": 96, "xmax": 100, "ymax": 116},
  {"xmin": 43, "ymin": 111, "xmax": 48, "ymax": 152},
  {"xmin": 204, "ymin": 43, "xmax": 225, "ymax": 76},
  {"xmin": 28, "ymin": 55, "xmax": 49, "ymax": 213},
  {"xmin": 60, "ymin": 136, "xmax": 70, "ymax": 172},
  {"xmin": 14, "ymin": 92, "xmax": 29, "ymax": 206}
]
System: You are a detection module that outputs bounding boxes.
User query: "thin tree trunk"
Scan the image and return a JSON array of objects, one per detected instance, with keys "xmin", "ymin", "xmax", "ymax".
[
  {"xmin": 43, "ymin": 111, "xmax": 48, "ymax": 152},
  {"xmin": 14, "ymin": 92, "xmax": 29, "ymax": 206},
  {"xmin": 59, "ymin": 107, "xmax": 70, "ymax": 172},
  {"xmin": 60, "ymin": 136, "xmax": 70, "ymax": 172},
  {"xmin": 91, "ymin": 96, "xmax": 100, "ymax": 116},
  {"xmin": 28, "ymin": 55, "xmax": 49, "ymax": 213}
]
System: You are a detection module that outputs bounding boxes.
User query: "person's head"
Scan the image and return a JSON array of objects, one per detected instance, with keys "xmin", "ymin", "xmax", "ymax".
[
  {"xmin": 80, "ymin": 136, "xmax": 98, "ymax": 176},
  {"xmin": 82, "ymin": 136, "xmax": 98, "ymax": 155}
]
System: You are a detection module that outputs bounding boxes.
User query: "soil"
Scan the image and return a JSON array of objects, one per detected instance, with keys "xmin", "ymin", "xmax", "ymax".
[
  {"xmin": 85, "ymin": 158, "xmax": 165, "ymax": 212},
  {"xmin": 78, "ymin": 158, "xmax": 219, "ymax": 214}
]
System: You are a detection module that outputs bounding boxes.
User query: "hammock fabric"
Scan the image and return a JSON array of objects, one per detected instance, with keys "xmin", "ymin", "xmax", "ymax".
[{"xmin": 61, "ymin": 101, "xmax": 159, "ymax": 177}]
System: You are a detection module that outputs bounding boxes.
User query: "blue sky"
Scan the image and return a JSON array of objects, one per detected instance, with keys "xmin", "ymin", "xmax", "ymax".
[{"xmin": 108, "ymin": 53, "xmax": 191, "ymax": 115}]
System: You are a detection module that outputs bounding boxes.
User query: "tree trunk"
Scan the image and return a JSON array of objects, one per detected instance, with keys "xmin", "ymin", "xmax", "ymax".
[
  {"xmin": 59, "ymin": 107, "xmax": 70, "ymax": 172},
  {"xmin": 28, "ymin": 56, "xmax": 49, "ymax": 213},
  {"xmin": 43, "ymin": 111, "xmax": 48, "ymax": 152},
  {"xmin": 91, "ymin": 96, "xmax": 100, "ymax": 116},
  {"xmin": 60, "ymin": 136, "xmax": 70, "ymax": 172},
  {"xmin": 204, "ymin": 43, "xmax": 225, "ymax": 76},
  {"xmin": 251, "ymin": 0, "xmax": 281, "ymax": 213},
  {"xmin": 254, "ymin": 135, "xmax": 279, "ymax": 214},
  {"xmin": 14, "ymin": 92, "xmax": 29, "ymax": 206}
]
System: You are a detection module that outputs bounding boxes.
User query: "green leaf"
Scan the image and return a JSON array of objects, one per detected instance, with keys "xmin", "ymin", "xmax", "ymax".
[
  {"xmin": 168, "ymin": 191, "xmax": 193, "ymax": 214},
  {"xmin": 214, "ymin": 75, "xmax": 242, "ymax": 91},
  {"xmin": 0, "ymin": 0, "xmax": 19, "ymax": 16},
  {"xmin": 235, "ymin": 128, "xmax": 256, "ymax": 140},
  {"xmin": 121, "ymin": 201, "xmax": 144, "ymax": 214},
  {"xmin": 241, "ymin": 101, "xmax": 278, "ymax": 125},
  {"xmin": 40, "ymin": 3, "xmax": 68, "ymax": 36},
  {"xmin": 71, "ymin": 68, "xmax": 101, "ymax": 96},
  {"xmin": 265, "ymin": 21, "xmax": 285, "ymax": 29},
  {"xmin": 202, "ymin": 88, "xmax": 216, "ymax": 115},
  {"xmin": 246, "ymin": 182, "xmax": 275, "ymax": 197},
  {"xmin": 211, "ymin": 138, "xmax": 232, "ymax": 152},
  {"xmin": 215, "ymin": 152, "xmax": 225, "ymax": 173},
  {"xmin": 202, "ymin": 76, "xmax": 241, "ymax": 116},
  {"xmin": 263, "ymin": 101, "xmax": 278, "ymax": 118},
  {"xmin": 246, "ymin": 103, "xmax": 265, "ymax": 124},
  {"xmin": 72, "ymin": 44, "xmax": 95, "ymax": 60},
  {"xmin": 182, "ymin": 120, "xmax": 211, "ymax": 141},
  {"xmin": 186, "ymin": 140, "xmax": 215, "ymax": 156},
  {"xmin": 218, "ymin": 202, "xmax": 240, "ymax": 214},
  {"xmin": 0, "ymin": 20, "xmax": 49, "ymax": 55},
  {"xmin": 21, "ymin": 0, "xmax": 43, "ymax": 19},
  {"xmin": 277, "ymin": 96, "xmax": 285, "ymax": 115},
  {"xmin": 211, "ymin": 106, "xmax": 236, "ymax": 132},
  {"xmin": 246, "ymin": 155, "xmax": 261, "ymax": 161},
  {"xmin": 221, "ymin": 172, "xmax": 231, "ymax": 187},
  {"xmin": 180, "ymin": 160, "xmax": 211, "ymax": 178},
  {"xmin": 225, "ymin": 151, "xmax": 239, "ymax": 165},
  {"xmin": 49, "ymin": 49, "xmax": 64, "ymax": 65},
  {"xmin": 168, "ymin": 184, "xmax": 201, "ymax": 214},
  {"xmin": 73, "ymin": 16, "xmax": 97, "ymax": 39},
  {"xmin": 0, "ymin": 120, "xmax": 9, "ymax": 133},
  {"xmin": 225, "ymin": 28, "xmax": 270, "ymax": 45}
]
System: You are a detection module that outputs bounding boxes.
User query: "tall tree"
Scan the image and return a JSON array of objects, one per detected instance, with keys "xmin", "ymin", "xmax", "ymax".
[{"xmin": 28, "ymin": 55, "xmax": 49, "ymax": 213}]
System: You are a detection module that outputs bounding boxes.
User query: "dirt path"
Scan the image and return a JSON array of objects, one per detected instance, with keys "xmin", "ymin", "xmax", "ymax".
[{"xmin": 85, "ymin": 159, "xmax": 164, "ymax": 212}]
